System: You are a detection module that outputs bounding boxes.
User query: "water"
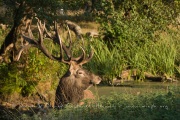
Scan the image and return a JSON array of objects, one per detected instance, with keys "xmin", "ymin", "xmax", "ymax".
[{"xmin": 90, "ymin": 82, "xmax": 179, "ymax": 97}]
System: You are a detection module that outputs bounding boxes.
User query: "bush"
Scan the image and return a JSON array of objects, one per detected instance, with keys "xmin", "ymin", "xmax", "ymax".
[
  {"xmin": 89, "ymin": 0, "xmax": 180, "ymax": 81},
  {"xmin": 0, "ymin": 47, "xmax": 65, "ymax": 97}
]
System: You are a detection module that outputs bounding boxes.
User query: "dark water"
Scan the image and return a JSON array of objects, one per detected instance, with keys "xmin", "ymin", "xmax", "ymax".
[{"xmin": 90, "ymin": 82, "xmax": 180, "ymax": 97}]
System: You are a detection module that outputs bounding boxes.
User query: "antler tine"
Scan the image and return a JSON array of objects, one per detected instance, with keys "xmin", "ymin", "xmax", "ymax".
[
  {"xmin": 54, "ymin": 21, "xmax": 72, "ymax": 59},
  {"xmin": 17, "ymin": 23, "xmax": 42, "ymax": 61},
  {"xmin": 66, "ymin": 24, "xmax": 72, "ymax": 49},
  {"xmin": 28, "ymin": 25, "xmax": 34, "ymax": 39},
  {"xmin": 80, "ymin": 49, "xmax": 94, "ymax": 65},
  {"xmin": 54, "ymin": 21, "xmax": 70, "ymax": 64},
  {"xmin": 44, "ymin": 26, "xmax": 53, "ymax": 39},
  {"xmin": 37, "ymin": 22, "xmax": 44, "ymax": 44},
  {"xmin": 22, "ymin": 23, "xmax": 38, "ymax": 45},
  {"xmin": 31, "ymin": 22, "xmax": 55, "ymax": 60},
  {"xmin": 15, "ymin": 43, "xmax": 32, "ymax": 61},
  {"xmin": 37, "ymin": 20, "xmax": 45, "ymax": 35},
  {"xmin": 43, "ymin": 21, "xmax": 46, "ymax": 31},
  {"xmin": 25, "ymin": 21, "xmax": 57, "ymax": 60},
  {"xmin": 55, "ymin": 21, "xmax": 64, "ymax": 62},
  {"xmin": 77, "ymin": 46, "xmax": 94, "ymax": 65},
  {"xmin": 22, "ymin": 20, "xmax": 94, "ymax": 65},
  {"xmin": 21, "ymin": 20, "xmax": 72, "ymax": 64}
]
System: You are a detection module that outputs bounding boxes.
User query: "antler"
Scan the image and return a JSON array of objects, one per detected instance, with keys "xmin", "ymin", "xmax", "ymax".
[{"xmin": 21, "ymin": 20, "xmax": 94, "ymax": 65}]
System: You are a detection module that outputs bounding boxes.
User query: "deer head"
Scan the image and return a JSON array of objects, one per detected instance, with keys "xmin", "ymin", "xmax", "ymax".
[{"xmin": 21, "ymin": 20, "xmax": 101, "ymax": 108}]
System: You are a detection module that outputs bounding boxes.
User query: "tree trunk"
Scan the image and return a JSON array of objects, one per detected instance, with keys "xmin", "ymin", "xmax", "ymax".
[
  {"xmin": 0, "ymin": 2, "xmax": 32, "ymax": 62},
  {"xmin": 0, "ymin": 25, "xmax": 17, "ymax": 61}
]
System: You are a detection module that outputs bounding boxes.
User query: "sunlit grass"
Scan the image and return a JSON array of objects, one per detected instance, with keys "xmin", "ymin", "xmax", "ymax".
[
  {"xmin": 15, "ymin": 86, "xmax": 180, "ymax": 120},
  {"xmin": 84, "ymin": 30, "xmax": 180, "ymax": 82}
]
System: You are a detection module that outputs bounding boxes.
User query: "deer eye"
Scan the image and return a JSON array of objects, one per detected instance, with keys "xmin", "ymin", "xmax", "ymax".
[
  {"xmin": 78, "ymin": 71, "xmax": 83, "ymax": 74},
  {"xmin": 76, "ymin": 69, "xmax": 84, "ymax": 75}
]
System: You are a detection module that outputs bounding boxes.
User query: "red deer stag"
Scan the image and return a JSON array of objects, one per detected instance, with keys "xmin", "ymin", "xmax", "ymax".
[{"xmin": 21, "ymin": 21, "xmax": 101, "ymax": 108}]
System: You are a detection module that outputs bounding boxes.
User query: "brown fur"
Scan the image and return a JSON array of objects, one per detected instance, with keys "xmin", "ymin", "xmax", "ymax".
[
  {"xmin": 55, "ymin": 61, "xmax": 101, "ymax": 108},
  {"xmin": 79, "ymin": 90, "xmax": 95, "ymax": 105}
]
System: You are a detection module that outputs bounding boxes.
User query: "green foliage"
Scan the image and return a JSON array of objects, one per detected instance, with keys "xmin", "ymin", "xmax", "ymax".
[
  {"xmin": 85, "ymin": 33, "xmax": 179, "ymax": 82},
  {"xmin": 85, "ymin": 39, "xmax": 124, "ymax": 82},
  {"xmin": 129, "ymin": 36, "xmax": 177, "ymax": 76},
  {"xmin": 0, "ymin": 47, "xmax": 64, "ymax": 96},
  {"xmin": 0, "ymin": 27, "xmax": 9, "ymax": 43},
  {"xmin": 20, "ymin": 87, "xmax": 180, "ymax": 120},
  {"xmin": 88, "ymin": 0, "xmax": 180, "ymax": 80},
  {"xmin": 60, "ymin": 0, "xmax": 85, "ymax": 10},
  {"xmin": 99, "ymin": 0, "xmax": 179, "ymax": 44},
  {"xmin": 0, "ymin": 0, "xmax": 63, "ymax": 24},
  {"xmin": 0, "ymin": 63, "xmax": 29, "ymax": 95}
]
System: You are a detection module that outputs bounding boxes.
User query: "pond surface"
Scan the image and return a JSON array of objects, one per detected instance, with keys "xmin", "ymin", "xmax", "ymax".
[{"xmin": 90, "ymin": 82, "xmax": 180, "ymax": 97}]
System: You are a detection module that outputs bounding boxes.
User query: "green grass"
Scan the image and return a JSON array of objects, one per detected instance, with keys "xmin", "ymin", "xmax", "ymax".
[
  {"xmin": 17, "ymin": 86, "xmax": 180, "ymax": 120},
  {"xmin": 84, "ymin": 31, "xmax": 180, "ymax": 83},
  {"xmin": 1, "ymin": 82, "xmax": 179, "ymax": 120}
]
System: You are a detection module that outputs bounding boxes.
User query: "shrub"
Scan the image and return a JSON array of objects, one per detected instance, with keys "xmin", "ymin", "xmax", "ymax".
[
  {"xmin": 0, "ymin": 47, "xmax": 65, "ymax": 97},
  {"xmin": 89, "ymin": 0, "xmax": 180, "ymax": 81}
]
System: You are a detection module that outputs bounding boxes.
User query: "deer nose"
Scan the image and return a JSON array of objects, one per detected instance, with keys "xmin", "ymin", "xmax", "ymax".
[
  {"xmin": 93, "ymin": 77, "xmax": 102, "ymax": 85},
  {"xmin": 97, "ymin": 79, "xmax": 101, "ymax": 84},
  {"xmin": 98, "ymin": 77, "xmax": 102, "ymax": 82},
  {"xmin": 89, "ymin": 81, "xmax": 93, "ymax": 84}
]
